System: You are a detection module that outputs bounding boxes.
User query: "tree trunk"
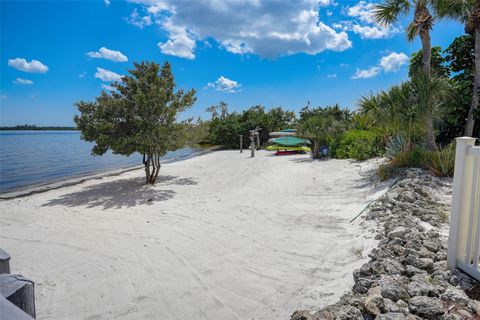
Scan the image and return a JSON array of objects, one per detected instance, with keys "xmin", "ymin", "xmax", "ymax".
[
  {"xmin": 425, "ymin": 117, "xmax": 437, "ymax": 150},
  {"xmin": 420, "ymin": 29, "xmax": 431, "ymax": 78},
  {"xmin": 312, "ymin": 141, "xmax": 320, "ymax": 159},
  {"xmin": 420, "ymin": 28, "xmax": 436, "ymax": 149},
  {"xmin": 144, "ymin": 154, "xmax": 151, "ymax": 185},
  {"xmin": 151, "ymin": 153, "xmax": 161, "ymax": 184},
  {"xmin": 143, "ymin": 151, "xmax": 162, "ymax": 184},
  {"xmin": 465, "ymin": 26, "xmax": 480, "ymax": 137}
]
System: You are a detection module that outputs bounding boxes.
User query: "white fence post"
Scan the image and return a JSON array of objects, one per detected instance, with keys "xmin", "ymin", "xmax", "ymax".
[{"xmin": 447, "ymin": 137, "xmax": 477, "ymax": 270}]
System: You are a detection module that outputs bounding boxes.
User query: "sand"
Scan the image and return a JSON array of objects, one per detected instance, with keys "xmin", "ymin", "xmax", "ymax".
[{"xmin": 0, "ymin": 150, "xmax": 387, "ymax": 320}]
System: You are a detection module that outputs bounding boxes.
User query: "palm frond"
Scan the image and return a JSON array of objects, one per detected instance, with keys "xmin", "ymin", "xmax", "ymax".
[
  {"xmin": 406, "ymin": 21, "xmax": 421, "ymax": 41},
  {"xmin": 434, "ymin": 0, "xmax": 471, "ymax": 22},
  {"xmin": 374, "ymin": 0, "xmax": 411, "ymax": 25}
]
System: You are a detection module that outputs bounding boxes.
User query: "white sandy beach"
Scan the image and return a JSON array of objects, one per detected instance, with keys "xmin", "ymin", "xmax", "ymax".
[{"xmin": 0, "ymin": 150, "xmax": 386, "ymax": 320}]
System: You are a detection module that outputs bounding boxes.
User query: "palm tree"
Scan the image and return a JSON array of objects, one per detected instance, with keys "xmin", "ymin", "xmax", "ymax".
[
  {"xmin": 359, "ymin": 75, "xmax": 450, "ymax": 150},
  {"xmin": 374, "ymin": 0, "xmax": 437, "ymax": 77},
  {"xmin": 359, "ymin": 82, "xmax": 419, "ymax": 147},
  {"xmin": 437, "ymin": 0, "xmax": 480, "ymax": 136},
  {"xmin": 409, "ymin": 73, "xmax": 451, "ymax": 149}
]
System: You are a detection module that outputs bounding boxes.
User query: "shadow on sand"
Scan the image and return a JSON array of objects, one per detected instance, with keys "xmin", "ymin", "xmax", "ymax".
[
  {"xmin": 42, "ymin": 175, "xmax": 197, "ymax": 209},
  {"xmin": 288, "ymin": 157, "xmax": 326, "ymax": 163}
]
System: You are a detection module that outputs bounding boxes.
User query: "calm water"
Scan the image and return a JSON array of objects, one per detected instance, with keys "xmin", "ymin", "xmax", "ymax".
[{"xmin": 0, "ymin": 131, "xmax": 205, "ymax": 193}]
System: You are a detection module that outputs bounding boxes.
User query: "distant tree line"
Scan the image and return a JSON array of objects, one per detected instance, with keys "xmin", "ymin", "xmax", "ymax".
[{"xmin": 0, "ymin": 125, "xmax": 78, "ymax": 130}]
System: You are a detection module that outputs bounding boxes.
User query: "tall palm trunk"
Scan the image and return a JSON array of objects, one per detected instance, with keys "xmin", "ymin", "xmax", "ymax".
[
  {"xmin": 415, "ymin": 5, "xmax": 435, "ymax": 148},
  {"xmin": 420, "ymin": 29, "xmax": 437, "ymax": 150},
  {"xmin": 420, "ymin": 29, "xmax": 432, "ymax": 77},
  {"xmin": 465, "ymin": 26, "xmax": 480, "ymax": 136}
]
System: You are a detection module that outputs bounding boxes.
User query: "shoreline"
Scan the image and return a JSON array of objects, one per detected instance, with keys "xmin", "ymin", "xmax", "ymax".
[{"xmin": 0, "ymin": 146, "xmax": 220, "ymax": 200}]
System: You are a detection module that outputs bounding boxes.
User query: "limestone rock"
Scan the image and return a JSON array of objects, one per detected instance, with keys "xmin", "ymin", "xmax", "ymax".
[
  {"xmin": 408, "ymin": 296, "xmax": 444, "ymax": 319},
  {"xmin": 291, "ymin": 310, "xmax": 318, "ymax": 320},
  {"xmin": 440, "ymin": 287, "xmax": 470, "ymax": 306},
  {"xmin": 379, "ymin": 276, "xmax": 409, "ymax": 302},
  {"xmin": 365, "ymin": 294, "xmax": 384, "ymax": 315},
  {"xmin": 376, "ymin": 313, "xmax": 406, "ymax": 320},
  {"xmin": 335, "ymin": 305, "xmax": 363, "ymax": 320},
  {"xmin": 388, "ymin": 227, "xmax": 408, "ymax": 239}
]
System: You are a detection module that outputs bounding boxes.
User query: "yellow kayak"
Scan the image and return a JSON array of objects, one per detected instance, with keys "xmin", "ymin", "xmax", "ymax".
[{"xmin": 266, "ymin": 145, "xmax": 311, "ymax": 152}]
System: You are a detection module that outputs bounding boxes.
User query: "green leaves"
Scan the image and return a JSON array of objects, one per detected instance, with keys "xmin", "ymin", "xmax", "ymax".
[
  {"xmin": 74, "ymin": 61, "xmax": 196, "ymax": 159},
  {"xmin": 297, "ymin": 105, "xmax": 352, "ymax": 158},
  {"xmin": 409, "ymin": 47, "xmax": 450, "ymax": 78}
]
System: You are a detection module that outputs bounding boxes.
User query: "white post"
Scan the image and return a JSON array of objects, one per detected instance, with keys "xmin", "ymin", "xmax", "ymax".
[{"xmin": 448, "ymin": 137, "xmax": 476, "ymax": 269}]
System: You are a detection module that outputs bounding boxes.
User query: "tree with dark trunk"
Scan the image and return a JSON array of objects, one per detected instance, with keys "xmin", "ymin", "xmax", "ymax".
[{"xmin": 74, "ymin": 61, "xmax": 196, "ymax": 184}]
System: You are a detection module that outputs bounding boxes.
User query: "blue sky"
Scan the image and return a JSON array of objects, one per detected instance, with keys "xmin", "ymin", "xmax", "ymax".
[{"xmin": 0, "ymin": 0, "xmax": 465, "ymax": 126}]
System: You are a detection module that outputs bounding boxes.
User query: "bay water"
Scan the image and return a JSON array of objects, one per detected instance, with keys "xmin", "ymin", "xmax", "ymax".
[{"xmin": 0, "ymin": 131, "xmax": 206, "ymax": 193}]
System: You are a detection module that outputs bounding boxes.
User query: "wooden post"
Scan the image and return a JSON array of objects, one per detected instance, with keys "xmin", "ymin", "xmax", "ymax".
[
  {"xmin": 448, "ymin": 137, "xmax": 477, "ymax": 270},
  {"xmin": 0, "ymin": 248, "xmax": 11, "ymax": 274},
  {"xmin": 250, "ymin": 139, "xmax": 255, "ymax": 157},
  {"xmin": 0, "ymin": 274, "xmax": 36, "ymax": 318},
  {"xmin": 256, "ymin": 132, "xmax": 260, "ymax": 150},
  {"xmin": 240, "ymin": 135, "xmax": 243, "ymax": 153}
]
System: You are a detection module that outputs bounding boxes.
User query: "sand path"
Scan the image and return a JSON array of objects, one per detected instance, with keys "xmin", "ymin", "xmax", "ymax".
[{"xmin": 0, "ymin": 150, "xmax": 383, "ymax": 320}]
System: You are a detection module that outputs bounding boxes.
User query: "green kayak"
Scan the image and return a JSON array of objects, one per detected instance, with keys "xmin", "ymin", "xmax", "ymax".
[{"xmin": 270, "ymin": 136, "xmax": 310, "ymax": 146}]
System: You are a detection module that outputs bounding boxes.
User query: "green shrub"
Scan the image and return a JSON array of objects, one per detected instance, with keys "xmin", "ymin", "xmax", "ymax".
[
  {"xmin": 381, "ymin": 144, "xmax": 455, "ymax": 179},
  {"xmin": 426, "ymin": 143, "xmax": 455, "ymax": 177},
  {"xmin": 391, "ymin": 145, "xmax": 427, "ymax": 168},
  {"xmin": 333, "ymin": 129, "xmax": 383, "ymax": 161}
]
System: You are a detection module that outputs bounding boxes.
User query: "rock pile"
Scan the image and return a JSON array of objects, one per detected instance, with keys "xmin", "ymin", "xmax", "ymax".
[{"xmin": 292, "ymin": 169, "xmax": 480, "ymax": 320}]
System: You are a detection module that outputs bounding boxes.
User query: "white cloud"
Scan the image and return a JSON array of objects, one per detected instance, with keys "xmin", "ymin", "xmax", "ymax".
[
  {"xmin": 335, "ymin": 21, "xmax": 400, "ymax": 39},
  {"xmin": 13, "ymin": 77, "xmax": 33, "ymax": 85},
  {"xmin": 87, "ymin": 47, "xmax": 128, "ymax": 62},
  {"xmin": 101, "ymin": 84, "xmax": 116, "ymax": 91},
  {"xmin": 325, "ymin": 10, "xmax": 333, "ymax": 16},
  {"xmin": 380, "ymin": 52, "xmax": 409, "ymax": 72},
  {"xmin": 327, "ymin": 74, "xmax": 337, "ymax": 78},
  {"xmin": 94, "ymin": 67, "xmax": 123, "ymax": 82},
  {"xmin": 104, "ymin": 0, "xmax": 110, "ymax": 6},
  {"xmin": 78, "ymin": 71, "xmax": 87, "ymax": 78},
  {"xmin": 351, "ymin": 66, "xmax": 381, "ymax": 79},
  {"xmin": 352, "ymin": 51, "xmax": 408, "ymax": 79},
  {"xmin": 341, "ymin": 1, "xmax": 400, "ymax": 39},
  {"xmin": 157, "ymin": 20, "xmax": 196, "ymax": 59},
  {"xmin": 125, "ymin": 8, "xmax": 152, "ymax": 28},
  {"xmin": 206, "ymin": 76, "xmax": 241, "ymax": 93},
  {"xmin": 8, "ymin": 58, "xmax": 48, "ymax": 73},
  {"xmin": 131, "ymin": 0, "xmax": 351, "ymax": 59},
  {"xmin": 346, "ymin": 1, "xmax": 375, "ymax": 24},
  {"xmin": 351, "ymin": 24, "xmax": 399, "ymax": 39}
]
